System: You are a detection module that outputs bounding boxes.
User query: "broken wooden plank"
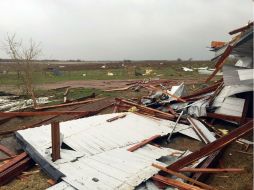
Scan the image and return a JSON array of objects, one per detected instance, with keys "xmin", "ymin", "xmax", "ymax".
[
  {"xmin": 34, "ymin": 97, "xmax": 105, "ymax": 110},
  {"xmin": 180, "ymin": 167, "xmax": 244, "ymax": 173},
  {"xmin": 182, "ymin": 82, "xmax": 222, "ymax": 101},
  {"xmin": 0, "ymin": 156, "xmax": 34, "ymax": 185},
  {"xmin": 0, "ymin": 103, "xmax": 114, "ymax": 135},
  {"xmin": 206, "ymin": 112, "xmax": 242, "ymax": 123},
  {"xmin": 115, "ymin": 98, "xmax": 175, "ymax": 120},
  {"xmin": 205, "ymin": 45, "xmax": 233, "ymax": 83},
  {"xmin": 168, "ymin": 120, "xmax": 253, "ymax": 171},
  {"xmin": 0, "ymin": 144, "xmax": 16, "ymax": 157},
  {"xmin": 152, "ymin": 163, "xmax": 216, "ymax": 190},
  {"xmin": 152, "ymin": 174, "xmax": 204, "ymax": 190},
  {"xmin": 0, "ymin": 111, "xmax": 95, "ymax": 117},
  {"xmin": 229, "ymin": 22, "xmax": 253, "ymax": 35},
  {"xmin": 191, "ymin": 150, "xmax": 221, "ymax": 184},
  {"xmin": 0, "ymin": 152, "xmax": 28, "ymax": 173},
  {"xmin": 127, "ymin": 135, "xmax": 161, "ymax": 152}
]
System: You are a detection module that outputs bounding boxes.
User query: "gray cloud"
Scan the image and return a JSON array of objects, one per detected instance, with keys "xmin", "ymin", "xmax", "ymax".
[{"xmin": 0, "ymin": 0, "xmax": 252, "ymax": 60}]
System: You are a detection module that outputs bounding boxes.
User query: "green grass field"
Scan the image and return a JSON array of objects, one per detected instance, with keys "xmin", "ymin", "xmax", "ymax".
[{"xmin": 0, "ymin": 61, "xmax": 213, "ymax": 85}]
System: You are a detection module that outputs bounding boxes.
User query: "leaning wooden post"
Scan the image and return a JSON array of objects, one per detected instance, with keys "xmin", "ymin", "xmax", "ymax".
[{"xmin": 51, "ymin": 121, "xmax": 60, "ymax": 161}]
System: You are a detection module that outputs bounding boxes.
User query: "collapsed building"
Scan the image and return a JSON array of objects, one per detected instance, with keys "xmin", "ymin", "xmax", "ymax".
[{"xmin": 0, "ymin": 22, "xmax": 253, "ymax": 190}]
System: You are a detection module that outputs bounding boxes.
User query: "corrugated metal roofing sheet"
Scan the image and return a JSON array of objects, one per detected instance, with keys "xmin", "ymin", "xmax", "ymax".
[{"xmin": 17, "ymin": 112, "xmax": 201, "ymax": 190}]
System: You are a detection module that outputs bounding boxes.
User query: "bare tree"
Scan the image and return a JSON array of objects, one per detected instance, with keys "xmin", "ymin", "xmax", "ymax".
[{"xmin": 4, "ymin": 34, "xmax": 41, "ymax": 107}]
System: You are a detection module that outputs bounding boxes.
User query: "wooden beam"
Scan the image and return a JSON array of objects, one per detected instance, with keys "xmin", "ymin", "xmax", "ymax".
[
  {"xmin": 152, "ymin": 174, "xmax": 204, "ymax": 190},
  {"xmin": 191, "ymin": 150, "xmax": 221, "ymax": 183},
  {"xmin": 0, "ymin": 156, "xmax": 34, "ymax": 185},
  {"xmin": 0, "ymin": 144, "xmax": 16, "ymax": 157},
  {"xmin": 152, "ymin": 163, "xmax": 216, "ymax": 190},
  {"xmin": 127, "ymin": 135, "xmax": 161, "ymax": 152},
  {"xmin": 180, "ymin": 167, "xmax": 244, "ymax": 173},
  {"xmin": 205, "ymin": 45, "xmax": 233, "ymax": 83},
  {"xmin": 115, "ymin": 98, "xmax": 175, "ymax": 120},
  {"xmin": 168, "ymin": 120, "xmax": 253, "ymax": 171},
  {"xmin": 182, "ymin": 82, "xmax": 222, "ymax": 100},
  {"xmin": 51, "ymin": 122, "xmax": 61, "ymax": 161},
  {"xmin": 229, "ymin": 22, "xmax": 253, "ymax": 35},
  {"xmin": 0, "ymin": 103, "xmax": 114, "ymax": 135},
  {"xmin": 206, "ymin": 112, "xmax": 242, "ymax": 123},
  {"xmin": 0, "ymin": 111, "xmax": 94, "ymax": 117},
  {"xmin": 35, "ymin": 97, "xmax": 105, "ymax": 110},
  {"xmin": 0, "ymin": 152, "xmax": 28, "ymax": 173}
]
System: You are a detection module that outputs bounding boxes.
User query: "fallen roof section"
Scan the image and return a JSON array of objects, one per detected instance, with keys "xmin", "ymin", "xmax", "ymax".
[{"xmin": 16, "ymin": 112, "xmax": 202, "ymax": 189}]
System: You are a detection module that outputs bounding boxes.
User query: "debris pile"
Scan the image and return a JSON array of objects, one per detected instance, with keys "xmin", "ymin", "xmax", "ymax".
[{"xmin": 0, "ymin": 22, "xmax": 253, "ymax": 189}]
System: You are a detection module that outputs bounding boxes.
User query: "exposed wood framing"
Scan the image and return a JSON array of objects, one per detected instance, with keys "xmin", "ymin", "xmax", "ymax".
[
  {"xmin": 115, "ymin": 98, "xmax": 175, "ymax": 120},
  {"xmin": 127, "ymin": 135, "xmax": 161, "ymax": 152},
  {"xmin": 152, "ymin": 174, "xmax": 204, "ymax": 190},
  {"xmin": 0, "ymin": 153, "xmax": 34, "ymax": 185},
  {"xmin": 229, "ymin": 22, "xmax": 253, "ymax": 35},
  {"xmin": 240, "ymin": 94, "xmax": 251, "ymax": 125},
  {"xmin": 168, "ymin": 120, "xmax": 253, "ymax": 171},
  {"xmin": 190, "ymin": 151, "xmax": 221, "ymax": 183},
  {"xmin": 205, "ymin": 45, "xmax": 233, "ymax": 83},
  {"xmin": 0, "ymin": 103, "xmax": 114, "ymax": 135},
  {"xmin": 206, "ymin": 113, "xmax": 242, "ymax": 123},
  {"xmin": 152, "ymin": 163, "xmax": 216, "ymax": 190},
  {"xmin": 182, "ymin": 82, "xmax": 222, "ymax": 101},
  {"xmin": 0, "ymin": 152, "xmax": 28, "ymax": 173},
  {"xmin": 0, "ymin": 144, "xmax": 16, "ymax": 157},
  {"xmin": 51, "ymin": 122, "xmax": 61, "ymax": 161},
  {"xmin": 180, "ymin": 167, "xmax": 244, "ymax": 173},
  {"xmin": 34, "ymin": 97, "xmax": 105, "ymax": 110},
  {"xmin": 0, "ymin": 111, "xmax": 95, "ymax": 117}
]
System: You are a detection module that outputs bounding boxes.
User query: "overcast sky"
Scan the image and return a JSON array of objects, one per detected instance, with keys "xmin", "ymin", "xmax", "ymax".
[{"xmin": 0, "ymin": 0, "xmax": 252, "ymax": 60}]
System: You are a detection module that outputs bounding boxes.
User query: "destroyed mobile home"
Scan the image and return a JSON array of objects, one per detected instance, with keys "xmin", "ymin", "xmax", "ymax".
[{"xmin": 0, "ymin": 22, "xmax": 253, "ymax": 189}]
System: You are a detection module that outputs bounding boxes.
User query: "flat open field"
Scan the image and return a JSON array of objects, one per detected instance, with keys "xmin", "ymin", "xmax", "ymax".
[{"xmin": 0, "ymin": 60, "xmax": 220, "ymax": 95}]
